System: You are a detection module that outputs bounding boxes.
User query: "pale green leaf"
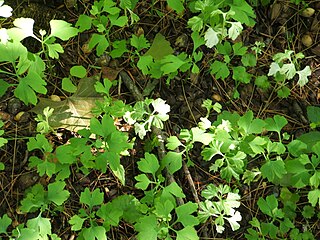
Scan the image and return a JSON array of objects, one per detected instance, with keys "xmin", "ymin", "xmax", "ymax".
[
  {"xmin": 0, "ymin": 214, "xmax": 11, "ymax": 234},
  {"xmin": 297, "ymin": 66, "xmax": 311, "ymax": 87},
  {"xmin": 228, "ymin": 21, "xmax": 243, "ymax": 40},
  {"xmin": 69, "ymin": 215, "xmax": 85, "ymax": 231},
  {"xmin": 49, "ymin": 20, "xmax": 79, "ymax": 40},
  {"xmin": 204, "ymin": 27, "xmax": 219, "ymax": 48},
  {"xmin": 176, "ymin": 226, "xmax": 199, "ymax": 240},
  {"xmin": 70, "ymin": 65, "xmax": 87, "ymax": 78},
  {"xmin": 62, "ymin": 77, "xmax": 77, "ymax": 93},
  {"xmin": 308, "ymin": 189, "xmax": 320, "ymax": 207}
]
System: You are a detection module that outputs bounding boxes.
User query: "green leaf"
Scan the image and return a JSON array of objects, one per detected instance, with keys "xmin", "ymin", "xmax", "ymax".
[
  {"xmin": 70, "ymin": 65, "xmax": 87, "ymax": 78},
  {"xmin": 88, "ymin": 33, "xmax": 109, "ymax": 56},
  {"xmin": 167, "ymin": 0, "xmax": 184, "ymax": 13},
  {"xmin": 107, "ymin": 151, "xmax": 126, "ymax": 185},
  {"xmin": 83, "ymin": 226, "xmax": 107, "ymax": 240},
  {"xmin": 238, "ymin": 111, "xmax": 265, "ymax": 135},
  {"xmin": 27, "ymin": 134, "xmax": 53, "ymax": 152},
  {"xmin": 307, "ymin": 106, "xmax": 320, "ymax": 125},
  {"xmin": 161, "ymin": 151, "xmax": 183, "ymax": 174},
  {"xmin": 264, "ymin": 115, "xmax": 287, "ymax": 135},
  {"xmin": 0, "ymin": 79, "xmax": 11, "ymax": 97},
  {"xmin": 135, "ymin": 215, "xmax": 158, "ymax": 240},
  {"xmin": 137, "ymin": 55, "xmax": 153, "ymax": 75},
  {"xmin": 308, "ymin": 189, "xmax": 320, "ymax": 207},
  {"xmin": 109, "ymin": 15, "xmax": 128, "ymax": 27},
  {"xmin": 20, "ymin": 184, "xmax": 46, "ymax": 213},
  {"xmin": 255, "ymin": 75, "xmax": 270, "ymax": 89},
  {"xmin": 69, "ymin": 215, "xmax": 85, "ymax": 231},
  {"xmin": 166, "ymin": 136, "xmax": 182, "ymax": 150},
  {"xmin": 96, "ymin": 202, "xmax": 123, "ymax": 228},
  {"xmin": 80, "ymin": 188, "xmax": 104, "ymax": 210},
  {"xmin": 0, "ymin": 214, "xmax": 12, "ymax": 234},
  {"xmin": 257, "ymin": 195, "xmax": 282, "ymax": 218},
  {"xmin": 230, "ymin": 1, "xmax": 256, "ymax": 26},
  {"xmin": 188, "ymin": 16, "xmax": 203, "ymax": 32},
  {"xmin": 298, "ymin": 131, "xmax": 320, "ymax": 153},
  {"xmin": 302, "ymin": 205, "xmax": 315, "ymax": 219},
  {"xmin": 49, "ymin": 20, "xmax": 79, "ymax": 40},
  {"xmin": 232, "ymin": 42, "xmax": 247, "ymax": 56},
  {"xmin": 47, "ymin": 181, "xmax": 70, "ymax": 205},
  {"xmin": 310, "ymin": 171, "xmax": 320, "ymax": 188},
  {"xmin": 76, "ymin": 14, "xmax": 92, "ymax": 32},
  {"xmin": 27, "ymin": 214, "xmax": 52, "ymax": 238},
  {"xmin": 135, "ymin": 174, "xmax": 151, "ymax": 190},
  {"xmin": 210, "ymin": 60, "xmax": 230, "ymax": 80},
  {"xmin": 130, "ymin": 34, "xmax": 150, "ymax": 51},
  {"xmin": 0, "ymin": 162, "xmax": 4, "ymax": 170},
  {"xmin": 285, "ymin": 155, "xmax": 311, "ymax": 188},
  {"xmin": 90, "ymin": 114, "xmax": 116, "ymax": 138},
  {"xmin": 277, "ymin": 85, "xmax": 290, "ymax": 98},
  {"xmin": 110, "ymin": 39, "xmax": 128, "ymax": 58},
  {"xmin": 191, "ymin": 31, "xmax": 204, "ymax": 52},
  {"xmin": 176, "ymin": 202, "xmax": 199, "ymax": 227},
  {"xmin": 241, "ymin": 53, "xmax": 256, "ymax": 67},
  {"xmin": 160, "ymin": 54, "xmax": 185, "ymax": 74},
  {"xmin": 15, "ymin": 70, "xmax": 47, "ymax": 105},
  {"xmin": 261, "ymin": 159, "xmax": 287, "ymax": 182},
  {"xmin": 145, "ymin": 33, "xmax": 173, "ymax": 60},
  {"xmin": 62, "ymin": 77, "xmax": 77, "ymax": 93},
  {"xmin": 176, "ymin": 226, "xmax": 199, "ymax": 240},
  {"xmin": 46, "ymin": 43, "xmax": 64, "ymax": 59},
  {"xmin": 137, "ymin": 153, "xmax": 160, "ymax": 175},
  {"xmin": 232, "ymin": 66, "xmax": 251, "ymax": 83},
  {"xmin": 163, "ymin": 182, "xmax": 186, "ymax": 199},
  {"xmin": 29, "ymin": 156, "xmax": 56, "ymax": 177},
  {"xmin": 216, "ymin": 42, "xmax": 232, "ymax": 55}
]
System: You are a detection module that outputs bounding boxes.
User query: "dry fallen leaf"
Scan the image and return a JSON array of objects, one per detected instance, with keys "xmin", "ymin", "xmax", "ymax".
[{"xmin": 31, "ymin": 76, "xmax": 103, "ymax": 132}]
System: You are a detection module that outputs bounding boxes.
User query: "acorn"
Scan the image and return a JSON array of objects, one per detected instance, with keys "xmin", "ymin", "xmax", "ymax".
[
  {"xmin": 301, "ymin": 7, "xmax": 315, "ymax": 17},
  {"xmin": 301, "ymin": 34, "xmax": 313, "ymax": 47}
]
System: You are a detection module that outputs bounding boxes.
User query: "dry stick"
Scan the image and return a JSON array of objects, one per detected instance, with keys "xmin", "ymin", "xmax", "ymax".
[{"xmin": 120, "ymin": 70, "xmax": 184, "ymax": 206}]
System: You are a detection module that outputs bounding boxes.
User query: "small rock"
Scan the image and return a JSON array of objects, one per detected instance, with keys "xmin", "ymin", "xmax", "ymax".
[{"xmin": 7, "ymin": 98, "xmax": 22, "ymax": 115}]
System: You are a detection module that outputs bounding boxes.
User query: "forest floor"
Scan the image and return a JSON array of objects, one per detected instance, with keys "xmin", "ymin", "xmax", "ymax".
[{"xmin": 0, "ymin": 0, "xmax": 320, "ymax": 239}]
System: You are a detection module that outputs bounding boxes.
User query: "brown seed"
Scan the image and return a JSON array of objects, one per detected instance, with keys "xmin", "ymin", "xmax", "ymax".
[
  {"xmin": 212, "ymin": 94, "xmax": 222, "ymax": 102},
  {"xmin": 301, "ymin": 8, "xmax": 315, "ymax": 17},
  {"xmin": 301, "ymin": 34, "xmax": 313, "ymax": 47},
  {"xmin": 14, "ymin": 111, "xmax": 25, "ymax": 121},
  {"xmin": 50, "ymin": 95, "xmax": 61, "ymax": 102}
]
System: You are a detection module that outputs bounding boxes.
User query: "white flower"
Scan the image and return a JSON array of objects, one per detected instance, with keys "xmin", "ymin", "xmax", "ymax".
[{"xmin": 0, "ymin": 1, "xmax": 13, "ymax": 18}]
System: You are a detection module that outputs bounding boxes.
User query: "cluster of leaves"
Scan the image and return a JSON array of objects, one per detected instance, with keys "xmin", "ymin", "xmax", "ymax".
[{"xmin": 0, "ymin": 10, "xmax": 78, "ymax": 105}]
